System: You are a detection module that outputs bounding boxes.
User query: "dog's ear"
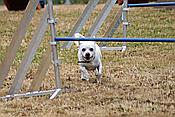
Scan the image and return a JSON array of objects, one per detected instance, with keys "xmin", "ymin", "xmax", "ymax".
[
  {"xmin": 74, "ymin": 33, "xmax": 85, "ymax": 38},
  {"xmin": 92, "ymin": 36, "xmax": 96, "ymax": 45},
  {"xmin": 74, "ymin": 33, "xmax": 85, "ymax": 47}
]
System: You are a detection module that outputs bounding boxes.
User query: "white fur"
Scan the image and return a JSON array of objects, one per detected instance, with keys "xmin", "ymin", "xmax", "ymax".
[
  {"xmin": 74, "ymin": 33, "xmax": 85, "ymax": 46},
  {"xmin": 75, "ymin": 33, "xmax": 102, "ymax": 83}
]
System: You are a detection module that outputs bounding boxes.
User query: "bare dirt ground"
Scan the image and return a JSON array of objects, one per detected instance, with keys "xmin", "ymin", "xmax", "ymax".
[{"xmin": 0, "ymin": 4, "xmax": 175, "ymax": 117}]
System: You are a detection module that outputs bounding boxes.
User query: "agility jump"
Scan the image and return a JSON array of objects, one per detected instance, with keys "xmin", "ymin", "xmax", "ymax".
[{"xmin": 0, "ymin": 0, "xmax": 61, "ymax": 100}]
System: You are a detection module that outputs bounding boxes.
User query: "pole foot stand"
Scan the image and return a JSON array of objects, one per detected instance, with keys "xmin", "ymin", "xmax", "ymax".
[
  {"xmin": 0, "ymin": 89, "xmax": 62, "ymax": 100},
  {"xmin": 49, "ymin": 88, "xmax": 62, "ymax": 99}
]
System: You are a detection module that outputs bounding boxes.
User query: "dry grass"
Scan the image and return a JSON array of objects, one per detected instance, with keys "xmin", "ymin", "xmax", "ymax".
[{"xmin": 0, "ymin": 4, "xmax": 175, "ymax": 117}]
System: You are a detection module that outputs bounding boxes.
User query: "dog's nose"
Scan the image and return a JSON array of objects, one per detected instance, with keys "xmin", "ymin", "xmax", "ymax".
[{"xmin": 85, "ymin": 53, "xmax": 90, "ymax": 58}]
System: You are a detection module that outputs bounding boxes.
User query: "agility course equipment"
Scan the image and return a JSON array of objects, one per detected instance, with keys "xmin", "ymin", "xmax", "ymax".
[
  {"xmin": 87, "ymin": 0, "xmax": 117, "ymax": 37},
  {"xmin": 104, "ymin": 7, "xmax": 122, "ymax": 38},
  {"xmin": 0, "ymin": 0, "xmax": 39, "ymax": 88},
  {"xmin": 105, "ymin": 1, "xmax": 175, "ymax": 38},
  {"xmin": 117, "ymin": 0, "xmax": 149, "ymax": 5},
  {"xmin": 29, "ymin": 0, "xmax": 122, "ymax": 93},
  {"xmin": 0, "ymin": 0, "xmax": 61, "ymax": 99},
  {"xmin": 55, "ymin": 37, "xmax": 175, "ymax": 42},
  {"xmin": 107, "ymin": 0, "xmax": 175, "ymax": 40},
  {"xmin": 127, "ymin": 1, "xmax": 175, "ymax": 7}
]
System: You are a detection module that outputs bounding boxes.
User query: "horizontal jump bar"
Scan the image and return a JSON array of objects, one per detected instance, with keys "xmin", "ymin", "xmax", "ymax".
[
  {"xmin": 128, "ymin": 2, "xmax": 175, "ymax": 7},
  {"xmin": 55, "ymin": 37, "xmax": 175, "ymax": 42}
]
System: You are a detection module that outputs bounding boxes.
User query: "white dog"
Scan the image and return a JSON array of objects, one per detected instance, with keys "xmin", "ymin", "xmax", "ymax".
[{"xmin": 74, "ymin": 33, "xmax": 102, "ymax": 83}]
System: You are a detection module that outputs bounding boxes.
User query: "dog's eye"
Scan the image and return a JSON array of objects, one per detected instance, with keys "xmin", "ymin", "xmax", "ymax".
[
  {"xmin": 82, "ymin": 48, "xmax": 86, "ymax": 52},
  {"xmin": 89, "ymin": 48, "xmax": 94, "ymax": 51}
]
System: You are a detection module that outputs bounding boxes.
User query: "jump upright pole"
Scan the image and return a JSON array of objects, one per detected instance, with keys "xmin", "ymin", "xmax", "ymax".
[
  {"xmin": 122, "ymin": 0, "xmax": 128, "ymax": 51},
  {"xmin": 47, "ymin": 0, "xmax": 62, "ymax": 99}
]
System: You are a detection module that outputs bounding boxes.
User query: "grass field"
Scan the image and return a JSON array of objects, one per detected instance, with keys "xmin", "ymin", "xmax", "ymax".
[{"xmin": 0, "ymin": 4, "xmax": 175, "ymax": 117}]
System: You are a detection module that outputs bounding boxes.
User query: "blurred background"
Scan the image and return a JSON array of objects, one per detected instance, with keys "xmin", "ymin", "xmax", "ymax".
[
  {"xmin": 0, "ymin": 0, "xmax": 175, "ymax": 5},
  {"xmin": 0, "ymin": 0, "xmax": 100, "ymax": 5}
]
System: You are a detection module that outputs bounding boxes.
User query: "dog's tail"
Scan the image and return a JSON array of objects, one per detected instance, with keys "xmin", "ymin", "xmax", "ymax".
[{"xmin": 74, "ymin": 33, "xmax": 85, "ymax": 47}]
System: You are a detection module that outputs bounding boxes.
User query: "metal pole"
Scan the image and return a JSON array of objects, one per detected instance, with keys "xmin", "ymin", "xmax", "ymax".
[
  {"xmin": 128, "ymin": 2, "xmax": 175, "ymax": 7},
  {"xmin": 122, "ymin": 0, "xmax": 128, "ymax": 51},
  {"xmin": 54, "ymin": 37, "xmax": 175, "ymax": 42},
  {"xmin": 47, "ymin": 0, "xmax": 61, "ymax": 89},
  {"xmin": 87, "ymin": 0, "xmax": 117, "ymax": 37}
]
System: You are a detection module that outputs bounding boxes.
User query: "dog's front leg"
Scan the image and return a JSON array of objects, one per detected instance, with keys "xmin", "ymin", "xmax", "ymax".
[
  {"xmin": 80, "ymin": 66, "xmax": 89, "ymax": 81},
  {"xmin": 96, "ymin": 62, "xmax": 102, "ymax": 84}
]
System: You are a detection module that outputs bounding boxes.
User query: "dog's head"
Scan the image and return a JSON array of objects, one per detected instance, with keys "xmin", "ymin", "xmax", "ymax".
[{"xmin": 79, "ymin": 41, "xmax": 96, "ymax": 61}]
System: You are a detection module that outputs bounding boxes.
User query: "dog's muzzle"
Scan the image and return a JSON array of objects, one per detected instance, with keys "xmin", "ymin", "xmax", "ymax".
[
  {"xmin": 85, "ymin": 53, "xmax": 91, "ymax": 60},
  {"xmin": 78, "ymin": 53, "xmax": 95, "ymax": 63}
]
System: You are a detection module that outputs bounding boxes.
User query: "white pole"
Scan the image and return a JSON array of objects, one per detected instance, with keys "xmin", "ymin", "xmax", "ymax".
[{"xmin": 47, "ymin": 0, "xmax": 62, "ymax": 90}]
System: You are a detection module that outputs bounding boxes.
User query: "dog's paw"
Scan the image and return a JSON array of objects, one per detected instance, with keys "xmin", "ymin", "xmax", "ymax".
[
  {"xmin": 81, "ymin": 74, "xmax": 89, "ymax": 81},
  {"xmin": 81, "ymin": 77, "xmax": 89, "ymax": 81},
  {"xmin": 96, "ymin": 78, "xmax": 101, "ymax": 84},
  {"xmin": 96, "ymin": 74, "xmax": 102, "ymax": 84},
  {"xmin": 95, "ymin": 69, "xmax": 98, "ymax": 76}
]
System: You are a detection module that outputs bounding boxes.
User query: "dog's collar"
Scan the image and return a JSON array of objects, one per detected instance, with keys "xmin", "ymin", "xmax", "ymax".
[{"xmin": 78, "ymin": 61, "xmax": 91, "ymax": 63}]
